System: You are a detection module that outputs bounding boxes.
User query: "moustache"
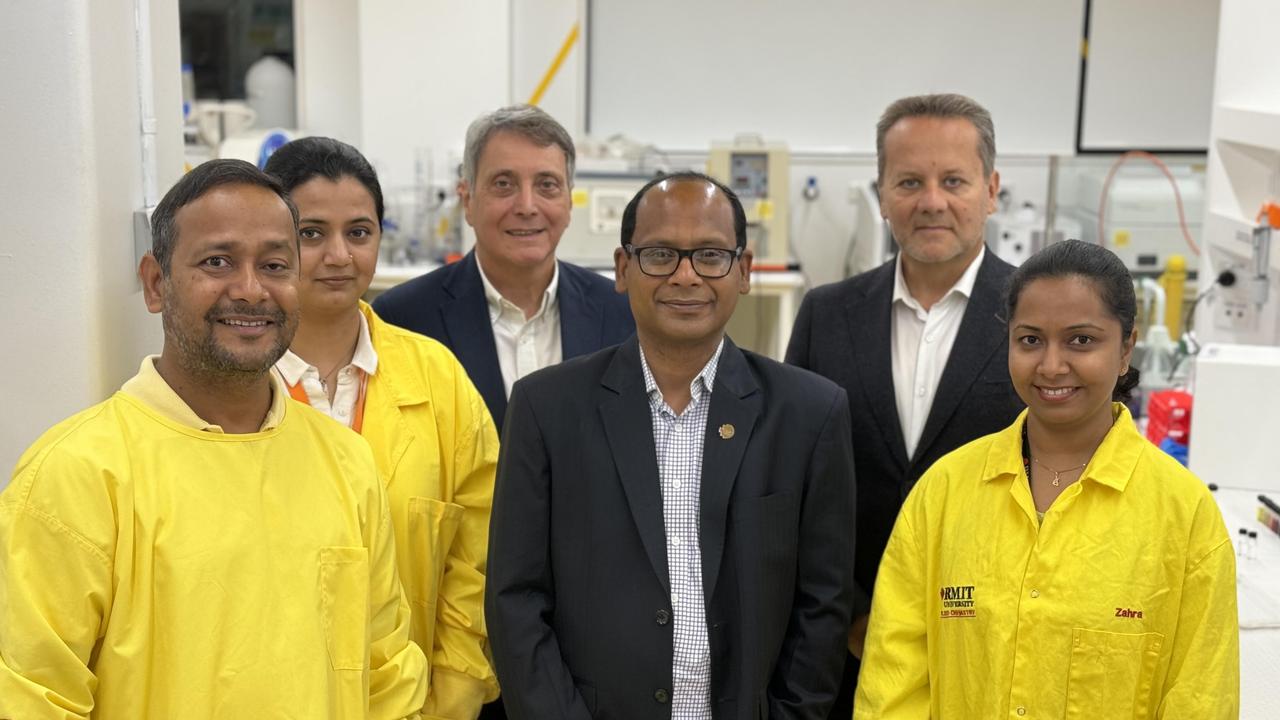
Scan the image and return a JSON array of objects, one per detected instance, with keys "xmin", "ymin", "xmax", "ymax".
[{"xmin": 205, "ymin": 302, "xmax": 288, "ymax": 325}]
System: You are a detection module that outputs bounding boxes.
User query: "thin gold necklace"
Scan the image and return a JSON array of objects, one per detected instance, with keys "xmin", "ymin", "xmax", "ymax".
[{"xmin": 1031, "ymin": 457, "xmax": 1087, "ymax": 487}]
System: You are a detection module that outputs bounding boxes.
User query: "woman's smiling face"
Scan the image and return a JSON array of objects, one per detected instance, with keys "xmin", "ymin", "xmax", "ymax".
[{"xmin": 1008, "ymin": 275, "xmax": 1136, "ymax": 434}]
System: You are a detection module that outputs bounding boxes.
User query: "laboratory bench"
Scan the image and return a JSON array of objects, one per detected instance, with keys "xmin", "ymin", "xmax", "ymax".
[{"xmin": 1214, "ymin": 486, "xmax": 1280, "ymax": 718}]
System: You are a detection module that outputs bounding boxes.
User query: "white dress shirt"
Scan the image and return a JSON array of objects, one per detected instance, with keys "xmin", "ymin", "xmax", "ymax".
[
  {"xmin": 891, "ymin": 247, "xmax": 985, "ymax": 460},
  {"xmin": 274, "ymin": 311, "xmax": 378, "ymax": 428},
  {"xmin": 476, "ymin": 257, "xmax": 563, "ymax": 399},
  {"xmin": 639, "ymin": 340, "xmax": 724, "ymax": 720}
]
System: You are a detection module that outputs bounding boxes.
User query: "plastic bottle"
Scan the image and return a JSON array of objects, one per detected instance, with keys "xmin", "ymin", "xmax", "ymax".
[{"xmin": 245, "ymin": 55, "xmax": 296, "ymax": 129}]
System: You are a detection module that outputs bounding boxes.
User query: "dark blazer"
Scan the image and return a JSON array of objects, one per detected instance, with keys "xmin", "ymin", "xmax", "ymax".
[
  {"xmin": 486, "ymin": 336, "xmax": 857, "ymax": 720},
  {"xmin": 371, "ymin": 251, "xmax": 635, "ymax": 432},
  {"xmin": 785, "ymin": 250, "xmax": 1023, "ymax": 619}
]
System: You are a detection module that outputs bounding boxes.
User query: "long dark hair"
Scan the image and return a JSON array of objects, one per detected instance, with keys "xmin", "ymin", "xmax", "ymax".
[{"xmin": 1005, "ymin": 240, "xmax": 1140, "ymax": 401}]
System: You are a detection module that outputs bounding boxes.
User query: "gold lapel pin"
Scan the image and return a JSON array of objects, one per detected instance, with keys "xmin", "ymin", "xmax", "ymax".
[{"xmin": 718, "ymin": 423, "xmax": 735, "ymax": 440}]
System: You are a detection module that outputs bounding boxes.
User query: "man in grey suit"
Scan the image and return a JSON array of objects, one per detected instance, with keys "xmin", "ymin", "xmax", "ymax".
[
  {"xmin": 488, "ymin": 172, "xmax": 856, "ymax": 719},
  {"xmin": 785, "ymin": 93, "xmax": 1024, "ymax": 716}
]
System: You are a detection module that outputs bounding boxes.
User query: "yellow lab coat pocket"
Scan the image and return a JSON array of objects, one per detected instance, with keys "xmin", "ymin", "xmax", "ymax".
[
  {"xmin": 406, "ymin": 497, "xmax": 463, "ymax": 651},
  {"xmin": 319, "ymin": 546, "xmax": 370, "ymax": 671},
  {"xmin": 1065, "ymin": 627, "xmax": 1163, "ymax": 719}
]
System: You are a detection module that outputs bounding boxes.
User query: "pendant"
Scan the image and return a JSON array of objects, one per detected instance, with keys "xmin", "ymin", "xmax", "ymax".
[{"xmin": 1051, "ymin": 474, "xmax": 1061, "ymax": 487}]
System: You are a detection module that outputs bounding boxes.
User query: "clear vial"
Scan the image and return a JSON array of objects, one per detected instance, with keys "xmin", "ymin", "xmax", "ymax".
[
  {"xmin": 1248, "ymin": 531, "xmax": 1259, "ymax": 561},
  {"xmin": 1238, "ymin": 528, "xmax": 1249, "ymax": 557}
]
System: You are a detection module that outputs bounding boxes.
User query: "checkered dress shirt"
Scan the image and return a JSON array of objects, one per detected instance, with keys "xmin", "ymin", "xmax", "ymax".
[{"xmin": 639, "ymin": 340, "xmax": 724, "ymax": 720}]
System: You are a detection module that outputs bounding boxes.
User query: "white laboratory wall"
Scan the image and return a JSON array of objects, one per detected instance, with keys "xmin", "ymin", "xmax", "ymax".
[
  {"xmin": 510, "ymin": 0, "xmax": 583, "ymax": 137},
  {"xmin": 359, "ymin": 0, "xmax": 511, "ymax": 188},
  {"xmin": 295, "ymin": 0, "xmax": 512, "ymax": 189},
  {"xmin": 0, "ymin": 0, "xmax": 183, "ymax": 483},
  {"xmin": 295, "ymin": 0, "xmax": 362, "ymax": 143}
]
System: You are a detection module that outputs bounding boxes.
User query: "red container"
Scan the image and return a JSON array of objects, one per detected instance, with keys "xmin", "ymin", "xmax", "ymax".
[{"xmin": 1147, "ymin": 389, "xmax": 1193, "ymax": 445}]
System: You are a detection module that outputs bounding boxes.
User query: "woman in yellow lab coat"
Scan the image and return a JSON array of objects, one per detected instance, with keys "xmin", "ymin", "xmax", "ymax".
[
  {"xmin": 265, "ymin": 138, "xmax": 500, "ymax": 719},
  {"xmin": 855, "ymin": 240, "xmax": 1237, "ymax": 719}
]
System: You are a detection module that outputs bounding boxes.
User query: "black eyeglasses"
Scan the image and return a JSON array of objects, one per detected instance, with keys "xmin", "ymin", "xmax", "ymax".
[{"xmin": 624, "ymin": 244, "xmax": 743, "ymax": 279}]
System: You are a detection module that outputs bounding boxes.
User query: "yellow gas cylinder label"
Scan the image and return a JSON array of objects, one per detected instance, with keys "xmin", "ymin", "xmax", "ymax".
[
  {"xmin": 1113, "ymin": 229, "xmax": 1131, "ymax": 247},
  {"xmin": 572, "ymin": 188, "xmax": 589, "ymax": 208}
]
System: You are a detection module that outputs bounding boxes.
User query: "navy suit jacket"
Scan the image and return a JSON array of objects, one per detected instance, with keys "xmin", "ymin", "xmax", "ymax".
[
  {"xmin": 487, "ymin": 336, "xmax": 856, "ymax": 720},
  {"xmin": 785, "ymin": 250, "xmax": 1024, "ymax": 618},
  {"xmin": 372, "ymin": 251, "xmax": 635, "ymax": 432}
]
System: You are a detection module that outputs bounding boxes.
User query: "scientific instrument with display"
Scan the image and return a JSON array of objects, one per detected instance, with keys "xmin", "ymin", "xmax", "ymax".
[{"xmin": 707, "ymin": 138, "xmax": 791, "ymax": 268}]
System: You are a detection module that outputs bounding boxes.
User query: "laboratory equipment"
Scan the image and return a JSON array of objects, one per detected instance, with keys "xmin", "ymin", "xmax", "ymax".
[
  {"xmin": 1132, "ymin": 275, "xmax": 1187, "ymax": 413},
  {"xmin": 555, "ymin": 172, "xmax": 651, "ymax": 269},
  {"xmin": 985, "ymin": 204, "xmax": 1082, "ymax": 267},
  {"xmin": 844, "ymin": 182, "xmax": 892, "ymax": 277},
  {"xmin": 192, "ymin": 100, "xmax": 256, "ymax": 148},
  {"xmin": 1187, "ymin": 343, "xmax": 1280, "ymax": 492},
  {"xmin": 1063, "ymin": 169, "xmax": 1204, "ymax": 274},
  {"xmin": 1197, "ymin": 210, "xmax": 1280, "ymax": 346},
  {"xmin": 707, "ymin": 137, "xmax": 790, "ymax": 268}
]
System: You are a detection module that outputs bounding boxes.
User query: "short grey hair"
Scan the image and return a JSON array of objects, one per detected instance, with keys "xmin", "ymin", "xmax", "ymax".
[
  {"xmin": 875, "ymin": 93, "xmax": 996, "ymax": 184},
  {"xmin": 462, "ymin": 104, "xmax": 576, "ymax": 189}
]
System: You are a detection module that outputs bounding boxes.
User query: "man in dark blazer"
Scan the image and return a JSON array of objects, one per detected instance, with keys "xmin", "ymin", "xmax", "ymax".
[
  {"xmin": 785, "ymin": 94, "xmax": 1024, "ymax": 717},
  {"xmin": 373, "ymin": 105, "xmax": 634, "ymax": 433},
  {"xmin": 488, "ymin": 172, "xmax": 856, "ymax": 720}
]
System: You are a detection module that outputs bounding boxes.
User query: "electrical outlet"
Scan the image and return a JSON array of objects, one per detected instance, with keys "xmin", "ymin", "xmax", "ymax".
[{"xmin": 1214, "ymin": 298, "xmax": 1258, "ymax": 333}]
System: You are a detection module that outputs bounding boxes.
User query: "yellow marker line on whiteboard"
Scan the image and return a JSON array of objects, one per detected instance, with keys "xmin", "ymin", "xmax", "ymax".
[{"xmin": 528, "ymin": 22, "xmax": 580, "ymax": 106}]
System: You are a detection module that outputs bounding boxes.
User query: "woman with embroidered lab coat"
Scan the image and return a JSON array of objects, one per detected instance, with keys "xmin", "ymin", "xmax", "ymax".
[
  {"xmin": 855, "ymin": 240, "xmax": 1237, "ymax": 719},
  {"xmin": 266, "ymin": 138, "xmax": 499, "ymax": 719}
]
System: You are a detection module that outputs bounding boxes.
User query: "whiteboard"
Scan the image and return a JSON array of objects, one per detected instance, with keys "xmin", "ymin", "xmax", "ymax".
[
  {"xmin": 1078, "ymin": 0, "xmax": 1219, "ymax": 150},
  {"xmin": 588, "ymin": 0, "xmax": 1086, "ymax": 154}
]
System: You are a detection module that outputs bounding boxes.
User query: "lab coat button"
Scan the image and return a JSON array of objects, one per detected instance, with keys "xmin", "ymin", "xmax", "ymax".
[
  {"xmin": 1017, "ymin": 707, "xmax": 1026, "ymax": 716},
  {"xmin": 655, "ymin": 609, "xmax": 670, "ymax": 625},
  {"xmin": 654, "ymin": 689, "xmax": 670, "ymax": 703},
  {"xmin": 1030, "ymin": 589, "xmax": 1040, "ymax": 598}
]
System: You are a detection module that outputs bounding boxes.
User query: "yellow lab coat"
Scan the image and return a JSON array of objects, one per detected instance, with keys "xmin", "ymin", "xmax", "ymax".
[
  {"xmin": 0, "ymin": 361, "xmax": 427, "ymax": 719},
  {"xmin": 856, "ymin": 405, "xmax": 1238, "ymax": 719},
  {"xmin": 359, "ymin": 302, "xmax": 500, "ymax": 719}
]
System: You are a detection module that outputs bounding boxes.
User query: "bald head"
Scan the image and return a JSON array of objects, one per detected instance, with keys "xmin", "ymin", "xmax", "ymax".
[{"xmin": 620, "ymin": 171, "xmax": 746, "ymax": 249}]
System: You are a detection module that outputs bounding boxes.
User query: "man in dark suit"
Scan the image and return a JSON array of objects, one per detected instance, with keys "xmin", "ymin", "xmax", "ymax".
[
  {"xmin": 487, "ymin": 172, "xmax": 856, "ymax": 720},
  {"xmin": 373, "ymin": 105, "xmax": 634, "ymax": 433},
  {"xmin": 785, "ymin": 93, "xmax": 1024, "ymax": 716}
]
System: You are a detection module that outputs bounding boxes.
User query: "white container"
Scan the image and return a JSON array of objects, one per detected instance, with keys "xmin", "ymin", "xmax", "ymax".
[
  {"xmin": 1187, "ymin": 343, "xmax": 1280, "ymax": 491},
  {"xmin": 245, "ymin": 55, "xmax": 296, "ymax": 130}
]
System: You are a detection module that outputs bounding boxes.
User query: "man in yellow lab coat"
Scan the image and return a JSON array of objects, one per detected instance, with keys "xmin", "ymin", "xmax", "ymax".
[{"xmin": 0, "ymin": 159, "xmax": 427, "ymax": 719}]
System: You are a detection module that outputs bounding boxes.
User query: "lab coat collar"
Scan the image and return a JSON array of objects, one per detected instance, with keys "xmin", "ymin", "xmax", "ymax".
[
  {"xmin": 984, "ymin": 403, "xmax": 1143, "ymax": 493},
  {"xmin": 121, "ymin": 355, "xmax": 288, "ymax": 432}
]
